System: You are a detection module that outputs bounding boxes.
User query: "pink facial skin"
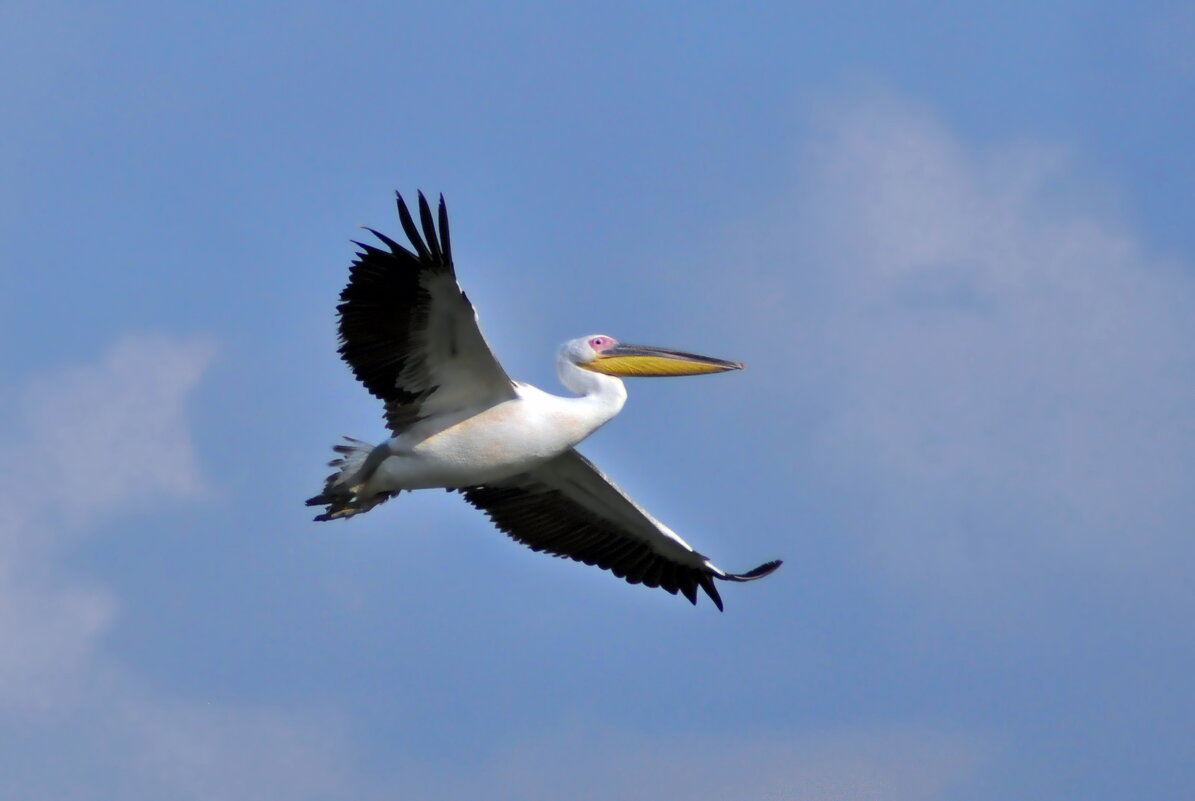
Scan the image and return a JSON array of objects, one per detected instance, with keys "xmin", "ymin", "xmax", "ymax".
[{"xmin": 588, "ymin": 336, "xmax": 617, "ymax": 353}]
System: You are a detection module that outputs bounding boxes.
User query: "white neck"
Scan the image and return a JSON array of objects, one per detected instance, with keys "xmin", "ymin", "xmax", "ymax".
[{"xmin": 556, "ymin": 354, "xmax": 627, "ymax": 433}]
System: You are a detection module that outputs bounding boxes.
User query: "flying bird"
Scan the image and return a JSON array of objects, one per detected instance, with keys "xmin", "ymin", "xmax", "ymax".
[{"xmin": 307, "ymin": 192, "xmax": 781, "ymax": 610}]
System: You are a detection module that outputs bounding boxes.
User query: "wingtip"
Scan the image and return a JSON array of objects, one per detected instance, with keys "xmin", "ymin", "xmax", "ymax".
[
  {"xmin": 696, "ymin": 572, "xmax": 725, "ymax": 611},
  {"xmin": 712, "ymin": 558, "xmax": 782, "ymax": 584},
  {"xmin": 361, "ymin": 226, "xmax": 405, "ymax": 254},
  {"xmin": 394, "ymin": 190, "xmax": 431, "ymax": 260},
  {"xmin": 736, "ymin": 559, "xmax": 783, "ymax": 581},
  {"xmin": 416, "ymin": 191, "xmax": 443, "ymax": 261}
]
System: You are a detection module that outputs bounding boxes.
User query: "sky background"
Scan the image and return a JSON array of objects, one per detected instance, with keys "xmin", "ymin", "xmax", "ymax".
[{"xmin": 2, "ymin": 2, "xmax": 1193, "ymax": 799}]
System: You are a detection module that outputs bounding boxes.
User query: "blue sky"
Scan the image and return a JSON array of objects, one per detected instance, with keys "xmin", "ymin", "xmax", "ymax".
[{"xmin": 2, "ymin": 2, "xmax": 1193, "ymax": 798}]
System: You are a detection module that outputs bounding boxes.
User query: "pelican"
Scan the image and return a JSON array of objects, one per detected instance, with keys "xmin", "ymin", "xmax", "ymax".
[{"xmin": 307, "ymin": 192, "xmax": 781, "ymax": 610}]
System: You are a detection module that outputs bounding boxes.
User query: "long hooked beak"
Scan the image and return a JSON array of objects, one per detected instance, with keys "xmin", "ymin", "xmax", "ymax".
[{"xmin": 581, "ymin": 344, "xmax": 744, "ymax": 377}]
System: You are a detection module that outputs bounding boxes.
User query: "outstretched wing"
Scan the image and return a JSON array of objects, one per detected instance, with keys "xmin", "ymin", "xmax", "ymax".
[
  {"xmin": 336, "ymin": 191, "xmax": 517, "ymax": 434},
  {"xmin": 456, "ymin": 449, "xmax": 781, "ymax": 610}
]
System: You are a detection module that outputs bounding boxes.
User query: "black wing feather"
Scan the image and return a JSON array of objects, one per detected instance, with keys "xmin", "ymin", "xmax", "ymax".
[
  {"xmin": 437, "ymin": 194, "xmax": 452, "ymax": 263},
  {"xmin": 459, "ymin": 482, "xmax": 722, "ymax": 606},
  {"xmin": 396, "ymin": 192, "xmax": 431, "ymax": 260},
  {"xmin": 418, "ymin": 192, "xmax": 443, "ymax": 262},
  {"xmin": 456, "ymin": 450, "xmax": 782, "ymax": 611},
  {"xmin": 334, "ymin": 191, "xmax": 514, "ymax": 433},
  {"xmin": 360, "ymin": 227, "xmax": 411, "ymax": 257},
  {"xmin": 336, "ymin": 240, "xmax": 433, "ymax": 406}
]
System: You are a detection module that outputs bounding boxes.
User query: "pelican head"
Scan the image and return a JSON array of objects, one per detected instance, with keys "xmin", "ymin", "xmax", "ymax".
[{"xmin": 565, "ymin": 335, "xmax": 744, "ymax": 377}]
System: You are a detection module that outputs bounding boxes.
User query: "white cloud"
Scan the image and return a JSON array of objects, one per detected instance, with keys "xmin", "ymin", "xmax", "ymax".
[
  {"xmin": 3, "ymin": 695, "xmax": 356, "ymax": 801},
  {"xmin": 712, "ymin": 96, "xmax": 1195, "ymax": 597},
  {"xmin": 0, "ymin": 335, "xmax": 216, "ymax": 713},
  {"xmin": 0, "ymin": 566, "xmax": 117, "ymax": 715},
  {"xmin": 0, "ymin": 335, "xmax": 361, "ymax": 799},
  {"xmin": 13, "ymin": 335, "xmax": 215, "ymax": 529}
]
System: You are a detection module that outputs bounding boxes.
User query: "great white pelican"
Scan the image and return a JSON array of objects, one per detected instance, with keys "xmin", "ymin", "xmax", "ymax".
[{"xmin": 307, "ymin": 192, "xmax": 780, "ymax": 610}]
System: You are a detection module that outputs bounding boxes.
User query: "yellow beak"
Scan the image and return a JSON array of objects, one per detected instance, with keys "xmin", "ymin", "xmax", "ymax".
[{"xmin": 581, "ymin": 345, "xmax": 744, "ymax": 377}]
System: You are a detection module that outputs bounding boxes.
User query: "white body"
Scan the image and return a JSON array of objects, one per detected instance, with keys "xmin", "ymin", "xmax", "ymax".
[{"xmin": 363, "ymin": 347, "xmax": 627, "ymax": 494}]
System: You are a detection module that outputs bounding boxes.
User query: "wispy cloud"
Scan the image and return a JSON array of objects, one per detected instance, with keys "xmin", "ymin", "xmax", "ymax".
[
  {"xmin": 709, "ymin": 96, "xmax": 1195, "ymax": 599},
  {"xmin": 0, "ymin": 335, "xmax": 215, "ymax": 712},
  {"xmin": 0, "ymin": 335, "xmax": 358, "ymax": 799},
  {"xmin": 14, "ymin": 335, "xmax": 215, "ymax": 528}
]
